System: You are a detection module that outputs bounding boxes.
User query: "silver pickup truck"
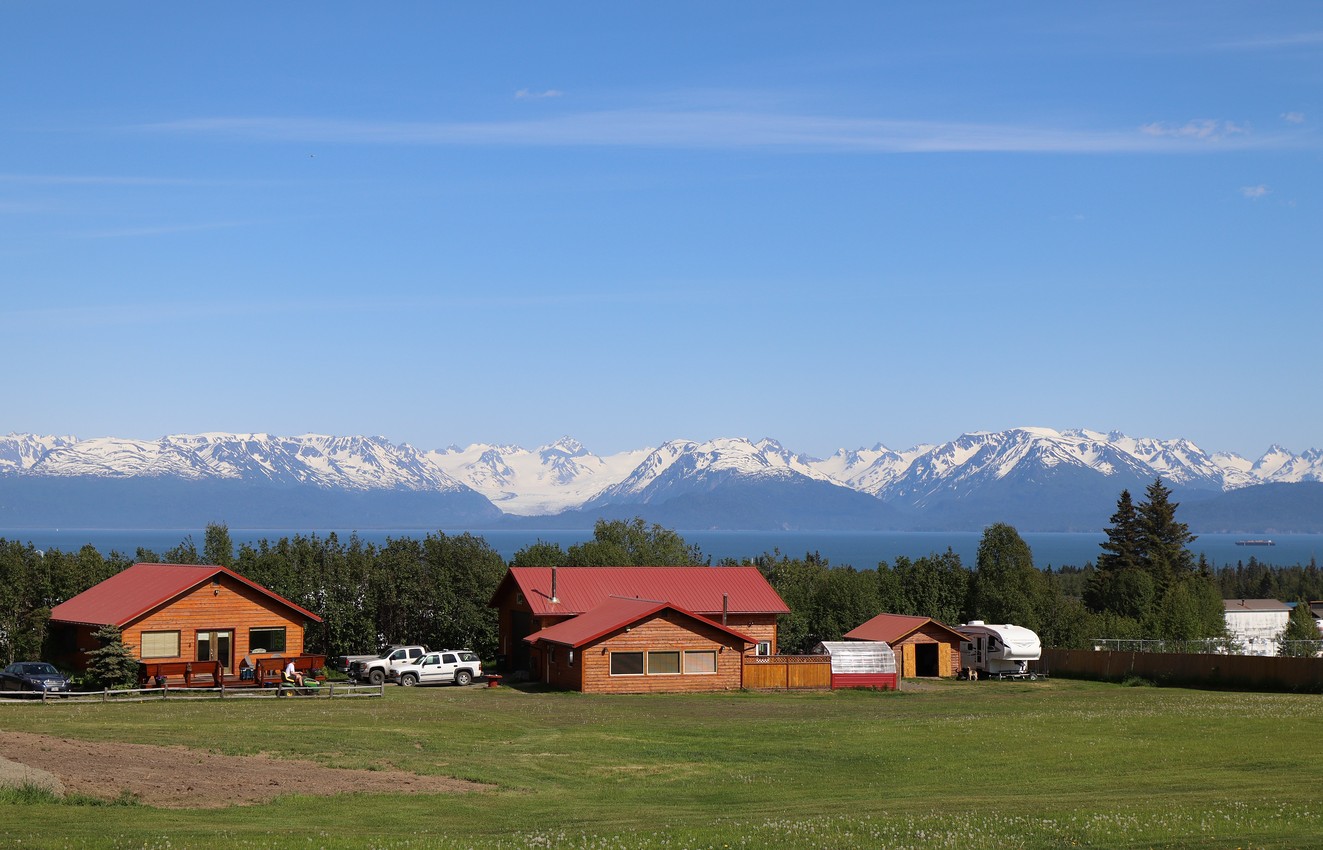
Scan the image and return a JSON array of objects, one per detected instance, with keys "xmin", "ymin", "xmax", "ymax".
[{"xmin": 346, "ymin": 645, "xmax": 428, "ymax": 685}]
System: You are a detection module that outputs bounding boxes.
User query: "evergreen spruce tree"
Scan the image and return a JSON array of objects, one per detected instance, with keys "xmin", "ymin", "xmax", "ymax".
[
  {"xmin": 1279, "ymin": 599, "xmax": 1323, "ymax": 657},
  {"xmin": 1086, "ymin": 489, "xmax": 1144, "ymax": 614},
  {"xmin": 86, "ymin": 625, "xmax": 139, "ymax": 689},
  {"xmin": 1098, "ymin": 489, "xmax": 1143, "ymax": 574},
  {"xmin": 1137, "ymin": 478, "xmax": 1196, "ymax": 594}
]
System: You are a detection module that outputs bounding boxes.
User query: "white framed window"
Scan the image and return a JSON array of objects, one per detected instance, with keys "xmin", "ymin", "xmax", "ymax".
[
  {"xmin": 756, "ymin": 641, "xmax": 771, "ymax": 657},
  {"xmin": 684, "ymin": 650, "xmax": 717, "ymax": 674},
  {"xmin": 647, "ymin": 651, "xmax": 681, "ymax": 675},
  {"xmin": 141, "ymin": 630, "xmax": 180, "ymax": 658},
  {"xmin": 610, "ymin": 651, "xmax": 644, "ymax": 676}
]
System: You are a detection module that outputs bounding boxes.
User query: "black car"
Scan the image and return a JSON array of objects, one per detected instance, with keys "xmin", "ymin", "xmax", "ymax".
[{"xmin": 0, "ymin": 662, "xmax": 71, "ymax": 696}]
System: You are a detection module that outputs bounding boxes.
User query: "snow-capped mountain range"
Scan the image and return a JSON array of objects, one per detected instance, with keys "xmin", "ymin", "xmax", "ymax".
[{"xmin": 3, "ymin": 428, "xmax": 1321, "ymax": 518}]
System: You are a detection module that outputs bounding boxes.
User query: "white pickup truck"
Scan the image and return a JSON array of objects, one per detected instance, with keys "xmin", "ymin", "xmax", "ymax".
[
  {"xmin": 348, "ymin": 645, "xmax": 428, "ymax": 685},
  {"xmin": 391, "ymin": 650, "xmax": 483, "ymax": 687}
]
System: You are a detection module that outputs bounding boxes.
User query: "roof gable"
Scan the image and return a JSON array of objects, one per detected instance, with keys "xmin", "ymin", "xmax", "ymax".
[
  {"xmin": 523, "ymin": 596, "xmax": 756, "ymax": 649},
  {"xmin": 49, "ymin": 563, "xmax": 323, "ymax": 627},
  {"xmin": 493, "ymin": 566, "xmax": 789, "ymax": 617},
  {"xmin": 844, "ymin": 612, "xmax": 966, "ymax": 644}
]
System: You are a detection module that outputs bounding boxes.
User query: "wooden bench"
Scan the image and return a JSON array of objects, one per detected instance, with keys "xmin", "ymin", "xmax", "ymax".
[{"xmin": 137, "ymin": 656, "xmax": 326, "ymax": 689}]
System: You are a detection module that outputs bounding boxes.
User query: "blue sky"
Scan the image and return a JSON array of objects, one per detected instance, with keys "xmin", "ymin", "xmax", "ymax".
[{"xmin": 4, "ymin": 3, "xmax": 1320, "ymax": 459}]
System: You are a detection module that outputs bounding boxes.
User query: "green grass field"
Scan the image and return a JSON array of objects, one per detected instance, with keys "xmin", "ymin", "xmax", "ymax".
[{"xmin": 1, "ymin": 678, "xmax": 1319, "ymax": 849}]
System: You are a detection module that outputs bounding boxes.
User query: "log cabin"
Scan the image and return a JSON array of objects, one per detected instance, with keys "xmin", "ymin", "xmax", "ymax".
[
  {"xmin": 48, "ymin": 563, "xmax": 323, "ymax": 678},
  {"xmin": 490, "ymin": 566, "xmax": 790, "ymax": 693}
]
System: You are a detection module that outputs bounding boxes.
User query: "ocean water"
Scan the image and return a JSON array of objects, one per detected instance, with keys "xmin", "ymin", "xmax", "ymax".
[{"xmin": 2, "ymin": 528, "xmax": 1319, "ymax": 570}]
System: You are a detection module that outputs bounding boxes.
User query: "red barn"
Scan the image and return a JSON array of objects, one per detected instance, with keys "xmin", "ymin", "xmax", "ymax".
[{"xmin": 844, "ymin": 613, "xmax": 966, "ymax": 678}]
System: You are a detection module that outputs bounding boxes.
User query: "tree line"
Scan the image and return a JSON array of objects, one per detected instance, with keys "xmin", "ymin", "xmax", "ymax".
[{"xmin": 2, "ymin": 492, "xmax": 1319, "ymax": 666}]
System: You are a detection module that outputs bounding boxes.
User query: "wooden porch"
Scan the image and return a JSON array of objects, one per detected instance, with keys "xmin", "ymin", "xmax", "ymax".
[{"xmin": 137, "ymin": 654, "xmax": 327, "ymax": 689}]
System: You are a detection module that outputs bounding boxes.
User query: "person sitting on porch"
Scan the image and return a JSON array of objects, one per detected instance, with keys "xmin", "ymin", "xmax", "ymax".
[
  {"xmin": 239, "ymin": 656, "xmax": 254, "ymax": 680},
  {"xmin": 283, "ymin": 660, "xmax": 304, "ymax": 687}
]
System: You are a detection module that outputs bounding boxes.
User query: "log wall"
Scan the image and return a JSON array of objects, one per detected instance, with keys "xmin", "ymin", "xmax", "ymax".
[{"xmin": 121, "ymin": 575, "xmax": 310, "ymax": 672}]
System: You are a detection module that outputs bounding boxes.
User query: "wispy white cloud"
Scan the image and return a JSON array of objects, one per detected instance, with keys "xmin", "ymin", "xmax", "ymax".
[
  {"xmin": 515, "ymin": 88, "xmax": 563, "ymax": 100},
  {"xmin": 1241, "ymin": 184, "xmax": 1270, "ymax": 199},
  {"xmin": 1282, "ymin": 111, "xmax": 1305, "ymax": 124},
  {"xmin": 1139, "ymin": 119, "xmax": 1249, "ymax": 140},
  {"xmin": 133, "ymin": 110, "xmax": 1301, "ymax": 154}
]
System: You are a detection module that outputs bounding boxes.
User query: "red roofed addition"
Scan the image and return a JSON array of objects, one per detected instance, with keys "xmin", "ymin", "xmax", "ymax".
[
  {"xmin": 524, "ymin": 596, "xmax": 756, "ymax": 649},
  {"xmin": 491, "ymin": 566, "xmax": 787, "ymax": 693}
]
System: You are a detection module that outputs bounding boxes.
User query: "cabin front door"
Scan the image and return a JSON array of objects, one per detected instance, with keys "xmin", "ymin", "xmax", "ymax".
[{"xmin": 196, "ymin": 630, "xmax": 233, "ymax": 673}]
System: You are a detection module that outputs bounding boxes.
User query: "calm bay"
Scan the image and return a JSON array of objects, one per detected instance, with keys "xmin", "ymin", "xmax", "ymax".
[{"xmin": 3, "ymin": 528, "xmax": 1319, "ymax": 570}]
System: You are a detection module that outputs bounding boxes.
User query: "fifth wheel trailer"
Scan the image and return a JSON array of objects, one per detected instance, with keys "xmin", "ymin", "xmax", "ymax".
[{"xmin": 958, "ymin": 621, "xmax": 1042, "ymax": 679}]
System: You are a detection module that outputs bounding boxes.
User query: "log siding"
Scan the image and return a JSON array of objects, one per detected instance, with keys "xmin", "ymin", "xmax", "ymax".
[{"xmin": 121, "ymin": 575, "xmax": 309, "ymax": 672}]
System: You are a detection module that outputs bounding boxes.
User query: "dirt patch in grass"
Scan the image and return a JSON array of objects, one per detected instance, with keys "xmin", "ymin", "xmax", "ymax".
[{"xmin": 0, "ymin": 731, "xmax": 489, "ymax": 808}]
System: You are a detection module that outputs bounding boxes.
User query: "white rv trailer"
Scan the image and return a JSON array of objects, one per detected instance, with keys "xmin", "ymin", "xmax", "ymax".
[{"xmin": 958, "ymin": 621, "xmax": 1042, "ymax": 679}]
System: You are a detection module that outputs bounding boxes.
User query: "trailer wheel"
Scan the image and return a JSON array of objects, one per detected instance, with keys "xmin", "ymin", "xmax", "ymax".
[{"xmin": 1028, "ymin": 672, "xmax": 1038, "ymax": 681}]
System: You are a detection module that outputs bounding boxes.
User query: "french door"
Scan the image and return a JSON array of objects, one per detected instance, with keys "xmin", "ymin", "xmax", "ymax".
[{"xmin": 196, "ymin": 630, "xmax": 233, "ymax": 673}]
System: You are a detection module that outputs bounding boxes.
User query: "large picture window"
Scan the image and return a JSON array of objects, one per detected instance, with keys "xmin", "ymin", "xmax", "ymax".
[
  {"xmin": 609, "ymin": 652, "xmax": 644, "ymax": 675},
  {"xmin": 141, "ymin": 631, "xmax": 180, "ymax": 658},
  {"xmin": 248, "ymin": 627, "xmax": 286, "ymax": 653},
  {"xmin": 684, "ymin": 650, "xmax": 717, "ymax": 674},
  {"xmin": 647, "ymin": 651, "xmax": 681, "ymax": 675}
]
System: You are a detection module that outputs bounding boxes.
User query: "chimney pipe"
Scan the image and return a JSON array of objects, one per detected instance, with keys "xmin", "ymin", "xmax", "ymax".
[
  {"xmin": 551, "ymin": 567, "xmax": 559, "ymax": 604},
  {"xmin": 722, "ymin": 593, "xmax": 728, "ymax": 626}
]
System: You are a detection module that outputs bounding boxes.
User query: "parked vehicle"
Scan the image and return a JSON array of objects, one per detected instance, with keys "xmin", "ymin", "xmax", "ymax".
[
  {"xmin": 0, "ymin": 662, "xmax": 71, "ymax": 696},
  {"xmin": 958, "ymin": 621, "xmax": 1042, "ymax": 679},
  {"xmin": 349, "ymin": 645, "xmax": 428, "ymax": 685},
  {"xmin": 392, "ymin": 650, "xmax": 483, "ymax": 687},
  {"xmin": 332, "ymin": 652, "xmax": 380, "ymax": 674}
]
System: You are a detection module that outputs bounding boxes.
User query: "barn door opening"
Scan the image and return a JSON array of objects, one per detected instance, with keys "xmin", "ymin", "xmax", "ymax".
[
  {"xmin": 914, "ymin": 643, "xmax": 939, "ymax": 677},
  {"xmin": 511, "ymin": 611, "xmax": 533, "ymax": 674}
]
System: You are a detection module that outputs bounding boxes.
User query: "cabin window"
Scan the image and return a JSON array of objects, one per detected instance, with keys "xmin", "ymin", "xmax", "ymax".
[
  {"xmin": 567, "ymin": 649, "xmax": 575, "ymax": 666},
  {"xmin": 684, "ymin": 650, "xmax": 717, "ymax": 674},
  {"xmin": 141, "ymin": 631, "xmax": 180, "ymax": 658},
  {"xmin": 609, "ymin": 652, "xmax": 644, "ymax": 676},
  {"xmin": 248, "ymin": 627, "xmax": 286, "ymax": 653},
  {"xmin": 755, "ymin": 641, "xmax": 771, "ymax": 657},
  {"xmin": 647, "ymin": 651, "xmax": 681, "ymax": 675}
]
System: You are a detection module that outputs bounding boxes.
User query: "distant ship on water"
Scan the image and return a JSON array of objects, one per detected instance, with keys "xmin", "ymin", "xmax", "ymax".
[{"xmin": 1234, "ymin": 539, "xmax": 1276, "ymax": 546}]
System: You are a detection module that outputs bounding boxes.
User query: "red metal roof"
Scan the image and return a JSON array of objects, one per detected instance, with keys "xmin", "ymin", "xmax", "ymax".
[
  {"xmin": 844, "ymin": 613, "xmax": 966, "ymax": 644},
  {"xmin": 493, "ymin": 566, "xmax": 790, "ymax": 616},
  {"xmin": 523, "ymin": 596, "xmax": 756, "ymax": 649},
  {"xmin": 49, "ymin": 563, "xmax": 323, "ymax": 627}
]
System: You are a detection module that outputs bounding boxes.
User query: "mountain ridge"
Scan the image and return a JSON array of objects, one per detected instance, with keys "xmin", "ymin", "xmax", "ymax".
[{"xmin": 3, "ymin": 428, "xmax": 1321, "ymax": 531}]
